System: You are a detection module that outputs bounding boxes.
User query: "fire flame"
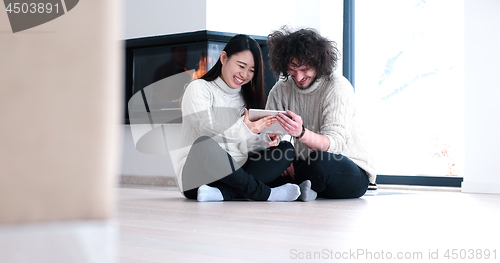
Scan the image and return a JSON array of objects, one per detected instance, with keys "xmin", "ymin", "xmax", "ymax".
[{"xmin": 191, "ymin": 53, "xmax": 211, "ymax": 80}]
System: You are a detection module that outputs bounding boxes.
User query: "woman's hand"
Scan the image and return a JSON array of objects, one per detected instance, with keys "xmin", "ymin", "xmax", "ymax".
[
  {"xmin": 276, "ymin": 110, "xmax": 303, "ymax": 137},
  {"xmin": 243, "ymin": 108, "xmax": 277, "ymax": 134}
]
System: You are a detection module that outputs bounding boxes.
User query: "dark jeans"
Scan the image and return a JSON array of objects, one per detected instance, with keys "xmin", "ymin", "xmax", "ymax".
[
  {"xmin": 182, "ymin": 136, "xmax": 295, "ymax": 201},
  {"xmin": 268, "ymin": 151, "xmax": 369, "ymax": 199}
]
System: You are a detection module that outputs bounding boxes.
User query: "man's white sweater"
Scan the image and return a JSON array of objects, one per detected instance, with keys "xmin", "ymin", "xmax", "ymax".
[{"xmin": 266, "ymin": 73, "xmax": 376, "ymax": 183}]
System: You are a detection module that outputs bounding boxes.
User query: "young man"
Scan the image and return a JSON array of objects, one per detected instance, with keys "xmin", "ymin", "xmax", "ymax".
[{"xmin": 266, "ymin": 27, "xmax": 376, "ymax": 201}]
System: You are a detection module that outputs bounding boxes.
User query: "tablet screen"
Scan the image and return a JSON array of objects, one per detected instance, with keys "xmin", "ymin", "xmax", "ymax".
[{"xmin": 248, "ymin": 109, "xmax": 290, "ymax": 134}]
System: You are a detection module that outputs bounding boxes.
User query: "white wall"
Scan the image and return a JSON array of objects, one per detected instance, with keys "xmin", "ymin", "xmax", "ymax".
[
  {"xmin": 461, "ymin": 0, "xmax": 500, "ymax": 194},
  {"xmin": 121, "ymin": 0, "xmax": 345, "ymax": 178},
  {"xmin": 124, "ymin": 0, "xmax": 344, "ymax": 51},
  {"xmin": 121, "ymin": 125, "xmax": 173, "ymax": 176},
  {"xmin": 206, "ymin": 0, "xmax": 343, "ymax": 57},
  {"xmin": 124, "ymin": 0, "xmax": 207, "ymax": 39}
]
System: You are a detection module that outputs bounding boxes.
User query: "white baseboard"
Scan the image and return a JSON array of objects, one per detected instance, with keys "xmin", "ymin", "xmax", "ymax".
[
  {"xmin": 0, "ymin": 220, "xmax": 118, "ymax": 263},
  {"xmin": 461, "ymin": 181, "xmax": 500, "ymax": 194}
]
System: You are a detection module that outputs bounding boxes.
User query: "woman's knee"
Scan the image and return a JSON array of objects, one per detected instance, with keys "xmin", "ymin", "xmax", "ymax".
[{"xmin": 190, "ymin": 136, "xmax": 224, "ymax": 157}]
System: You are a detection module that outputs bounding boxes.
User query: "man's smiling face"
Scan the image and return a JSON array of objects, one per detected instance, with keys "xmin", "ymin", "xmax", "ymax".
[{"xmin": 287, "ymin": 59, "xmax": 317, "ymax": 89}]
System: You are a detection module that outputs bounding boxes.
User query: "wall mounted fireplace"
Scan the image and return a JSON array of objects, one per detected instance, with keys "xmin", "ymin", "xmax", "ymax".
[{"xmin": 124, "ymin": 30, "xmax": 276, "ymax": 124}]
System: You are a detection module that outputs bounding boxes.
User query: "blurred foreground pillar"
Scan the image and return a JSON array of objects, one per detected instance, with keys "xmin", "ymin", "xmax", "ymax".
[{"xmin": 0, "ymin": 0, "xmax": 122, "ymax": 262}]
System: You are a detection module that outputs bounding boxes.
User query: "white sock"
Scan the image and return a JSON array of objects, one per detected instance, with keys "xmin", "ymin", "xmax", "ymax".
[
  {"xmin": 298, "ymin": 180, "xmax": 317, "ymax": 202},
  {"xmin": 267, "ymin": 183, "xmax": 301, "ymax": 202},
  {"xmin": 197, "ymin": 185, "xmax": 223, "ymax": 202}
]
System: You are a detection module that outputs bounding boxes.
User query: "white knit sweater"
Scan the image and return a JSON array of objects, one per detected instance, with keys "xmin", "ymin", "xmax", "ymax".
[
  {"xmin": 266, "ymin": 73, "xmax": 376, "ymax": 183},
  {"xmin": 176, "ymin": 77, "xmax": 271, "ymax": 192}
]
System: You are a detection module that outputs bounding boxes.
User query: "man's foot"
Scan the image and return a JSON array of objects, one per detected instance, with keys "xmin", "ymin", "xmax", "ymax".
[
  {"xmin": 197, "ymin": 185, "xmax": 223, "ymax": 202},
  {"xmin": 298, "ymin": 180, "xmax": 317, "ymax": 202},
  {"xmin": 368, "ymin": 183, "xmax": 377, "ymax": 190},
  {"xmin": 267, "ymin": 183, "xmax": 301, "ymax": 202}
]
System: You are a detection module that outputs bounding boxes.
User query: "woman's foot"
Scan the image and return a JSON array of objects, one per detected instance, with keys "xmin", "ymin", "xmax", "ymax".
[
  {"xmin": 197, "ymin": 185, "xmax": 223, "ymax": 202},
  {"xmin": 267, "ymin": 183, "xmax": 301, "ymax": 202}
]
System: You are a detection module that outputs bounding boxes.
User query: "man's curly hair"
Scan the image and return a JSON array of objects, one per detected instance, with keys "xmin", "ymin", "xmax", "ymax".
[{"xmin": 267, "ymin": 26, "xmax": 340, "ymax": 80}]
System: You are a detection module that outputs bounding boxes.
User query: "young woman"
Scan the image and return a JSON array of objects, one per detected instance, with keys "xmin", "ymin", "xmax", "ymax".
[{"xmin": 176, "ymin": 34, "xmax": 301, "ymax": 202}]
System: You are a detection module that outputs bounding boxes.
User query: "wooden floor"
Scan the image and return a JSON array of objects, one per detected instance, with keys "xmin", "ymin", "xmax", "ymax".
[{"xmin": 117, "ymin": 186, "xmax": 500, "ymax": 262}]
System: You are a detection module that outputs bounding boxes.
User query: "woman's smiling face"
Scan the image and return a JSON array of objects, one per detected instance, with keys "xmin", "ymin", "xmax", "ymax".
[{"xmin": 220, "ymin": 50, "xmax": 255, "ymax": 89}]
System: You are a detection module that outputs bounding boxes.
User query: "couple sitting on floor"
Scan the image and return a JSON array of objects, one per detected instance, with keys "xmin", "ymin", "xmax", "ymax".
[{"xmin": 176, "ymin": 27, "xmax": 376, "ymax": 202}]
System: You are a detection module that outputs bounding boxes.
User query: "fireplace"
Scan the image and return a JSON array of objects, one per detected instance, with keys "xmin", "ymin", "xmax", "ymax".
[{"xmin": 124, "ymin": 30, "xmax": 276, "ymax": 124}]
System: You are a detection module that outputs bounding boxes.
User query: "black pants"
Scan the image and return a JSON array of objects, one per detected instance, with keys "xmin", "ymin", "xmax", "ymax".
[
  {"xmin": 182, "ymin": 136, "xmax": 295, "ymax": 201},
  {"xmin": 268, "ymin": 151, "xmax": 369, "ymax": 199}
]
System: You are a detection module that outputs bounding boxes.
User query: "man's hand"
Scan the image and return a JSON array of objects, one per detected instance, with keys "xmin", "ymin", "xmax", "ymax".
[
  {"xmin": 276, "ymin": 110, "xmax": 303, "ymax": 137},
  {"xmin": 268, "ymin": 133, "xmax": 280, "ymax": 147},
  {"xmin": 281, "ymin": 163, "xmax": 295, "ymax": 180}
]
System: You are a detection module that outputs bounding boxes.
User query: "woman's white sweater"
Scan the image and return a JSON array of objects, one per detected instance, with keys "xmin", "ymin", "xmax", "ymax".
[{"xmin": 176, "ymin": 77, "xmax": 270, "ymax": 192}]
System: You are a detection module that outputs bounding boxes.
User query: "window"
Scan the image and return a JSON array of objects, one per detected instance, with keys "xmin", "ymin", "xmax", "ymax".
[{"xmin": 354, "ymin": 0, "xmax": 464, "ymax": 179}]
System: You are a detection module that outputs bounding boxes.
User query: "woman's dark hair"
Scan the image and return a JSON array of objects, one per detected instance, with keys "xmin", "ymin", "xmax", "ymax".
[
  {"xmin": 267, "ymin": 26, "xmax": 340, "ymax": 81},
  {"xmin": 201, "ymin": 34, "xmax": 265, "ymax": 109}
]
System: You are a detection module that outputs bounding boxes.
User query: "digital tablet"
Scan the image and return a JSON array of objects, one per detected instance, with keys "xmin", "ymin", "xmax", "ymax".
[{"xmin": 248, "ymin": 109, "xmax": 290, "ymax": 134}]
